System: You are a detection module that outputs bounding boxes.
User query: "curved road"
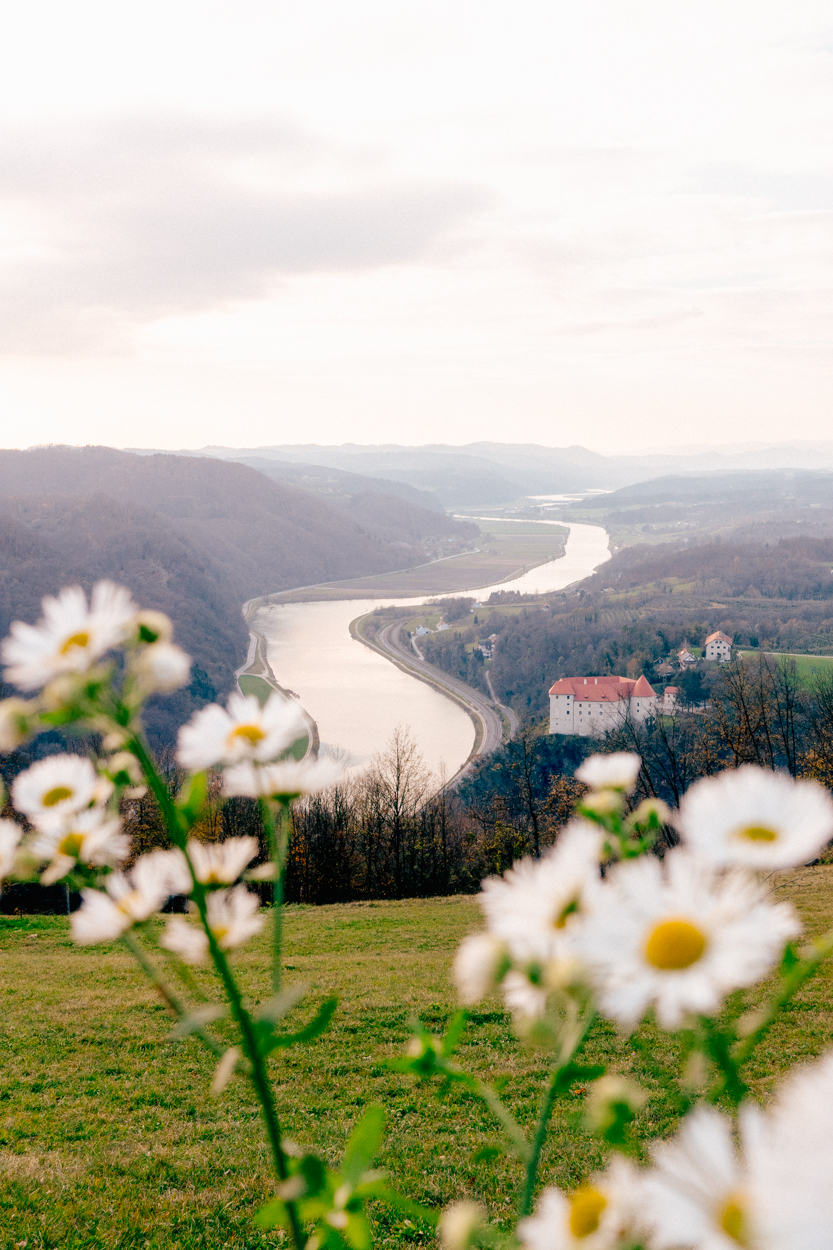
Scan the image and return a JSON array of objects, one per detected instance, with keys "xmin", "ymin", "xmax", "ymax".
[{"xmin": 353, "ymin": 612, "xmax": 513, "ymax": 780}]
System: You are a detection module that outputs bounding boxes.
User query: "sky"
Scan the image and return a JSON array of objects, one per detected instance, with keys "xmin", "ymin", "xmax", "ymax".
[{"xmin": 2, "ymin": 1, "xmax": 833, "ymax": 454}]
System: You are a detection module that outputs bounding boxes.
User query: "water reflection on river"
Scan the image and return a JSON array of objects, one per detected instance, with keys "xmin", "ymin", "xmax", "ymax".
[{"xmin": 256, "ymin": 523, "xmax": 610, "ymax": 779}]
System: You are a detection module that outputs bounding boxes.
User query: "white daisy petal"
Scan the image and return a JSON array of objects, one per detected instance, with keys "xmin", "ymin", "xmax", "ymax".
[
  {"xmin": 452, "ymin": 933, "xmax": 507, "ymax": 1006},
  {"xmin": 132, "ymin": 642, "xmax": 191, "ymax": 694},
  {"xmin": 750, "ymin": 1050, "xmax": 833, "ymax": 1249},
  {"xmin": 576, "ymin": 849, "xmax": 800, "ymax": 1031},
  {"xmin": 33, "ymin": 807, "xmax": 130, "ymax": 883},
  {"xmin": 160, "ymin": 885, "xmax": 264, "ymax": 963},
  {"xmin": 160, "ymin": 915, "xmax": 209, "ymax": 964},
  {"xmin": 479, "ymin": 821, "xmax": 602, "ymax": 965},
  {"xmin": 2, "ymin": 581, "xmax": 137, "ymax": 690},
  {"xmin": 177, "ymin": 691, "xmax": 306, "ymax": 771},
  {"xmin": 0, "ymin": 819, "xmax": 22, "ymax": 881},
  {"xmin": 677, "ymin": 766, "xmax": 833, "ymax": 870},
  {"xmin": 223, "ymin": 757, "xmax": 345, "ymax": 800},
  {"xmin": 576, "ymin": 753, "xmax": 642, "ymax": 793}
]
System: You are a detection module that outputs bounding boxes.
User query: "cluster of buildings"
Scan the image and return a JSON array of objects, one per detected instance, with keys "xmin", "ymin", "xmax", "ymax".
[{"xmin": 548, "ymin": 631, "xmax": 733, "ymax": 737}]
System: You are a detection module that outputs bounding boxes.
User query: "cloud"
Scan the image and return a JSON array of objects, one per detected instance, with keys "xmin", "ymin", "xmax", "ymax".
[{"xmin": 0, "ymin": 115, "xmax": 494, "ymax": 353}]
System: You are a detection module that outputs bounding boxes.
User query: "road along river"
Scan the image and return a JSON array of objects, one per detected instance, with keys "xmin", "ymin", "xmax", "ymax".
[{"xmin": 252, "ymin": 523, "xmax": 610, "ymax": 782}]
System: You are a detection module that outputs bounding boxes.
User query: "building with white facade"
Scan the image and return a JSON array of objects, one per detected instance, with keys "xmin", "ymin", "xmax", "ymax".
[
  {"xmin": 549, "ymin": 674, "xmax": 658, "ymax": 737},
  {"xmin": 704, "ymin": 630, "xmax": 733, "ymax": 663}
]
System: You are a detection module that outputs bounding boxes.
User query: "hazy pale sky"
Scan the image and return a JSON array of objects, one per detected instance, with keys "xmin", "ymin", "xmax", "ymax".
[{"xmin": 2, "ymin": 1, "xmax": 833, "ymax": 453}]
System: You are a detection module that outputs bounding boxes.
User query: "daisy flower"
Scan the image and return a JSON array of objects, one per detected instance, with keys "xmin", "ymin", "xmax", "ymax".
[
  {"xmin": 187, "ymin": 835, "xmax": 259, "ymax": 885},
  {"xmin": 2, "ymin": 581, "xmax": 137, "ymax": 690},
  {"xmin": 643, "ymin": 1104, "xmax": 757, "ymax": 1250},
  {"xmin": 676, "ymin": 766, "xmax": 833, "ymax": 870},
  {"xmin": 34, "ymin": 808, "xmax": 130, "ymax": 886},
  {"xmin": 519, "ymin": 1156, "xmax": 645, "ymax": 1250},
  {"xmin": 576, "ymin": 850, "xmax": 800, "ymax": 1031},
  {"xmin": 0, "ymin": 819, "xmax": 22, "ymax": 881},
  {"xmin": 223, "ymin": 756, "xmax": 345, "ymax": 800},
  {"xmin": 70, "ymin": 848, "xmax": 189, "ymax": 944},
  {"xmin": 12, "ymin": 755, "xmax": 102, "ymax": 826},
  {"xmin": 479, "ymin": 821, "xmax": 602, "ymax": 965},
  {"xmin": 576, "ymin": 753, "xmax": 641, "ymax": 794},
  {"xmin": 159, "ymin": 885, "xmax": 264, "ymax": 963},
  {"xmin": 177, "ymin": 691, "xmax": 306, "ymax": 771},
  {"xmin": 749, "ymin": 1050, "xmax": 833, "ymax": 1249},
  {"xmin": 131, "ymin": 642, "xmax": 191, "ymax": 694}
]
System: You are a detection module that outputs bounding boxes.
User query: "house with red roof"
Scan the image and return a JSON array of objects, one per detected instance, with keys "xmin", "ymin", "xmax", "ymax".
[
  {"xmin": 704, "ymin": 630, "xmax": 733, "ymax": 663},
  {"xmin": 548, "ymin": 674, "xmax": 658, "ymax": 737}
]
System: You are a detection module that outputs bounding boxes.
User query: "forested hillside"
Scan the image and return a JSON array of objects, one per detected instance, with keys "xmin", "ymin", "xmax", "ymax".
[{"xmin": 0, "ymin": 446, "xmax": 475, "ymax": 744}]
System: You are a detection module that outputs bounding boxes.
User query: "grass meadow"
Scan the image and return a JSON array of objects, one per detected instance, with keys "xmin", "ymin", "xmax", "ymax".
[{"xmin": 3, "ymin": 871, "xmax": 833, "ymax": 1249}]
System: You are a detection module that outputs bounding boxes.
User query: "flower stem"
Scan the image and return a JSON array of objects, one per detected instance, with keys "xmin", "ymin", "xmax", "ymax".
[
  {"xmin": 259, "ymin": 798, "xmax": 290, "ymax": 994},
  {"xmin": 519, "ymin": 1009, "xmax": 596, "ymax": 1218},
  {"xmin": 122, "ymin": 930, "xmax": 230, "ymax": 1062}
]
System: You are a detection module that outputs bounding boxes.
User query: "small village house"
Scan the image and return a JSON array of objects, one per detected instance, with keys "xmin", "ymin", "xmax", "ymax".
[
  {"xmin": 677, "ymin": 648, "xmax": 697, "ymax": 669},
  {"xmin": 704, "ymin": 630, "xmax": 733, "ymax": 663}
]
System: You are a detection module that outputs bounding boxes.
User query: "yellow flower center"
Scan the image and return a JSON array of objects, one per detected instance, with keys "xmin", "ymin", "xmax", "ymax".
[
  {"xmin": 736, "ymin": 824, "xmax": 778, "ymax": 843},
  {"xmin": 717, "ymin": 1193, "xmax": 748, "ymax": 1244},
  {"xmin": 569, "ymin": 1187, "xmax": 607, "ymax": 1238},
  {"xmin": 42, "ymin": 786, "xmax": 74, "ymax": 807},
  {"xmin": 554, "ymin": 896, "xmax": 580, "ymax": 929},
  {"xmin": 58, "ymin": 832, "xmax": 85, "ymax": 858},
  {"xmin": 644, "ymin": 919, "xmax": 707, "ymax": 970},
  {"xmin": 228, "ymin": 723, "xmax": 265, "ymax": 746},
  {"xmin": 116, "ymin": 890, "xmax": 143, "ymax": 918},
  {"xmin": 212, "ymin": 924, "xmax": 229, "ymax": 942},
  {"xmin": 60, "ymin": 631, "xmax": 90, "ymax": 654}
]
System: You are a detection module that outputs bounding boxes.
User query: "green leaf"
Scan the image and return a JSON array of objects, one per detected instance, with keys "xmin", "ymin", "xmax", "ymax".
[
  {"xmin": 780, "ymin": 941, "xmax": 801, "ymax": 974},
  {"xmin": 176, "ymin": 771, "xmax": 208, "ymax": 822},
  {"xmin": 341, "ymin": 1105, "xmax": 386, "ymax": 1187},
  {"xmin": 344, "ymin": 1211, "xmax": 373, "ymax": 1250},
  {"xmin": 553, "ymin": 1062, "xmax": 605, "ymax": 1094},
  {"xmin": 442, "ymin": 1009, "xmax": 468, "ymax": 1056},
  {"xmin": 167, "ymin": 1005, "xmax": 227, "ymax": 1041},
  {"xmin": 254, "ymin": 1199, "xmax": 285, "ymax": 1229},
  {"xmin": 261, "ymin": 997, "xmax": 338, "ymax": 1055},
  {"xmin": 299, "ymin": 1152, "xmax": 327, "ymax": 1197}
]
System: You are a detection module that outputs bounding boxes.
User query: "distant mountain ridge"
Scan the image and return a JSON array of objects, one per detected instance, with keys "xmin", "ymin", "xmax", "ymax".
[{"xmin": 128, "ymin": 440, "xmax": 833, "ymax": 506}]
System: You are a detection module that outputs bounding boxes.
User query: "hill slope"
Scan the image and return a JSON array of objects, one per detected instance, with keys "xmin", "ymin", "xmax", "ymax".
[{"xmin": 0, "ymin": 446, "xmax": 475, "ymax": 744}]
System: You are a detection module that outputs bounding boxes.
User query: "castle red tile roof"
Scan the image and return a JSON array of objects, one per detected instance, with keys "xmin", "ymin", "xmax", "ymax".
[
  {"xmin": 548, "ymin": 675, "xmax": 656, "ymax": 702},
  {"xmin": 705, "ymin": 631, "xmax": 733, "ymax": 645}
]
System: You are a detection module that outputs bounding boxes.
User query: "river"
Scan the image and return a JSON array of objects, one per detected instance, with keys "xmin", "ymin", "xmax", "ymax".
[{"xmin": 254, "ymin": 522, "xmax": 610, "ymax": 779}]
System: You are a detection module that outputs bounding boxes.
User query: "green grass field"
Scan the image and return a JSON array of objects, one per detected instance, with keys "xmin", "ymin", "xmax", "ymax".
[
  {"xmin": 2, "ymin": 872, "xmax": 833, "ymax": 1248},
  {"xmin": 739, "ymin": 651, "xmax": 833, "ymax": 682}
]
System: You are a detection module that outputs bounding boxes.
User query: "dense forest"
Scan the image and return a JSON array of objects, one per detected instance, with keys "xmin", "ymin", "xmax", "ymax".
[{"xmin": 0, "ymin": 446, "xmax": 476, "ymax": 744}]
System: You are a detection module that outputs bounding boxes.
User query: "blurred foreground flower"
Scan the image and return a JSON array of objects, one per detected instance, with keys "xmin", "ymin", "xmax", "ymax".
[
  {"xmin": 177, "ymin": 691, "xmax": 306, "ymax": 770},
  {"xmin": 12, "ymin": 755, "xmax": 106, "ymax": 826},
  {"xmin": 34, "ymin": 807, "xmax": 129, "ymax": 885},
  {"xmin": 160, "ymin": 885, "xmax": 264, "ymax": 963},
  {"xmin": 0, "ymin": 820, "xmax": 22, "ymax": 881},
  {"xmin": 676, "ymin": 765, "xmax": 833, "ymax": 869},
  {"xmin": 71, "ymin": 849, "xmax": 189, "ymax": 943},
  {"xmin": 2, "ymin": 582, "xmax": 137, "ymax": 690},
  {"xmin": 519, "ymin": 1156, "xmax": 645, "ymax": 1250},
  {"xmin": 576, "ymin": 753, "xmax": 641, "ymax": 794},
  {"xmin": 187, "ymin": 835, "xmax": 259, "ymax": 885}
]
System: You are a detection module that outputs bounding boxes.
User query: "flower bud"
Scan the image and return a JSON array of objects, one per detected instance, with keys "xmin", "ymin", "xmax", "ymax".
[
  {"xmin": 134, "ymin": 610, "xmax": 173, "ymax": 645},
  {"xmin": 580, "ymin": 789, "xmax": 623, "ymax": 816},
  {"xmin": 439, "ymin": 1201, "xmax": 486, "ymax": 1250},
  {"xmin": 105, "ymin": 751, "xmax": 144, "ymax": 788},
  {"xmin": 584, "ymin": 1075, "xmax": 646, "ymax": 1135},
  {"xmin": 0, "ymin": 697, "xmax": 34, "ymax": 752},
  {"xmin": 629, "ymin": 797, "xmax": 671, "ymax": 827},
  {"xmin": 576, "ymin": 752, "xmax": 641, "ymax": 793},
  {"xmin": 132, "ymin": 642, "xmax": 191, "ymax": 694}
]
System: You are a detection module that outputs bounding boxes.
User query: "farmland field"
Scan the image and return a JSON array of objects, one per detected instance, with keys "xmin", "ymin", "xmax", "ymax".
[{"xmin": 2, "ymin": 873, "xmax": 833, "ymax": 1247}]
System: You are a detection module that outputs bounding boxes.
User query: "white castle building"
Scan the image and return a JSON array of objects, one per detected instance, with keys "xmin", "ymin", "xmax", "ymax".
[{"xmin": 549, "ymin": 674, "xmax": 658, "ymax": 737}]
